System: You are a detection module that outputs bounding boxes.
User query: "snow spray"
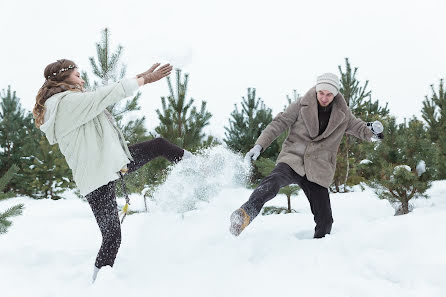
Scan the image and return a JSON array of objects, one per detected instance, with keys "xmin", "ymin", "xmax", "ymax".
[{"xmin": 151, "ymin": 145, "xmax": 251, "ymax": 214}]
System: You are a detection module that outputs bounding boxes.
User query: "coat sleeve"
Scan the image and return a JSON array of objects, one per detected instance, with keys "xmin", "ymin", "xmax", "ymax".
[
  {"xmin": 345, "ymin": 109, "xmax": 374, "ymax": 141},
  {"xmin": 57, "ymin": 78, "xmax": 139, "ymax": 130},
  {"xmin": 255, "ymin": 99, "xmax": 300, "ymax": 150}
]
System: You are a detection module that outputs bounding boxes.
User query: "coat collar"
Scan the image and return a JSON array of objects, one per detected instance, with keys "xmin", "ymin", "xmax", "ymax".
[{"xmin": 300, "ymin": 86, "xmax": 348, "ymax": 140}]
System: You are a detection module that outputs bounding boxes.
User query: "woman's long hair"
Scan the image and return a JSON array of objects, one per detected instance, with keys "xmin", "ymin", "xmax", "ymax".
[{"xmin": 33, "ymin": 59, "xmax": 82, "ymax": 128}]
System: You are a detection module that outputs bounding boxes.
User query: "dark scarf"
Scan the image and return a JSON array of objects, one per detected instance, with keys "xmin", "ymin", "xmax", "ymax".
[{"xmin": 317, "ymin": 100, "xmax": 334, "ymax": 136}]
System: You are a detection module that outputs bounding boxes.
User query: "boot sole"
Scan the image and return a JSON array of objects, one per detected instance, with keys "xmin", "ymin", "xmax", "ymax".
[{"xmin": 230, "ymin": 208, "xmax": 250, "ymax": 236}]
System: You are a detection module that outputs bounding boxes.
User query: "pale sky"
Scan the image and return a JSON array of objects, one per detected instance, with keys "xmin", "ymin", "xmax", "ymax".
[{"xmin": 1, "ymin": 0, "xmax": 445, "ymax": 140}]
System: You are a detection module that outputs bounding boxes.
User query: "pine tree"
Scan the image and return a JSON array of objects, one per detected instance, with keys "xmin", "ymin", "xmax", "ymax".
[
  {"xmin": 0, "ymin": 164, "xmax": 24, "ymax": 234},
  {"xmin": 366, "ymin": 117, "xmax": 437, "ymax": 215},
  {"xmin": 155, "ymin": 69, "xmax": 214, "ymax": 151},
  {"xmin": 332, "ymin": 58, "xmax": 389, "ymax": 192},
  {"xmin": 224, "ymin": 88, "xmax": 279, "ymax": 159},
  {"xmin": 421, "ymin": 79, "xmax": 446, "ymax": 179},
  {"xmin": 126, "ymin": 69, "xmax": 216, "ymax": 196},
  {"xmin": 83, "ymin": 27, "xmax": 147, "ymax": 144},
  {"xmin": 0, "ymin": 86, "xmax": 30, "ymax": 192},
  {"xmin": 21, "ymin": 135, "xmax": 74, "ymax": 200},
  {"xmin": 0, "ymin": 86, "xmax": 73, "ymax": 198}
]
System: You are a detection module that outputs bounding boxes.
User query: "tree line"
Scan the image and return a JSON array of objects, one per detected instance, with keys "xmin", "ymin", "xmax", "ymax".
[{"xmin": 1, "ymin": 28, "xmax": 445, "ymax": 232}]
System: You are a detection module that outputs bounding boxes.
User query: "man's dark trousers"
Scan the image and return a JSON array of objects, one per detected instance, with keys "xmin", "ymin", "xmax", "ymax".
[{"xmin": 241, "ymin": 162, "xmax": 334, "ymax": 238}]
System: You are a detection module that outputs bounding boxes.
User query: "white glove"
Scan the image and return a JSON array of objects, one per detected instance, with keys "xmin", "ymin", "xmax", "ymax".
[
  {"xmin": 245, "ymin": 144, "xmax": 262, "ymax": 161},
  {"xmin": 366, "ymin": 121, "xmax": 384, "ymax": 134}
]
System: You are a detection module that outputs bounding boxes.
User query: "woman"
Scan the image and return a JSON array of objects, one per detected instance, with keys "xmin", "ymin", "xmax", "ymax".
[{"xmin": 33, "ymin": 59, "xmax": 191, "ymax": 282}]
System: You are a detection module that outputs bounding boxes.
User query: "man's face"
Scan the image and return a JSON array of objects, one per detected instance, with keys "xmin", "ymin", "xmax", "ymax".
[{"xmin": 317, "ymin": 90, "xmax": 335, "ymax": 107}]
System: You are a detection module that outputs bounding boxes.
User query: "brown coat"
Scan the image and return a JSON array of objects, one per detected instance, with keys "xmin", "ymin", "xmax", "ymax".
[{"xmin": 255, "ymin": 86, "xmax": 374, "ymax": 188}]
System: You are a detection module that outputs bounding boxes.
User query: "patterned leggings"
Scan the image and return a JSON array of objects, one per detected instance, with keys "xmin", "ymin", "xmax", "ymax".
[{"xmin": 85, "ymin": 137, "xmax": 184, "ymax": 268}]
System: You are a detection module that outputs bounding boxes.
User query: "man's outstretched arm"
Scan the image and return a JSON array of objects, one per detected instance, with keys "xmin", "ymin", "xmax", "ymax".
[
  {"xmin": 345, "ymin": 109, "xmax": 383, "ymax": 141},
  {"xmin": 255, "ymin": 99, "xmax": 301, "ymax": 151}
]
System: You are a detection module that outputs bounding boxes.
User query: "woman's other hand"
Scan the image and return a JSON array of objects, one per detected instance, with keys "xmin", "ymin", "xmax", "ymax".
[{"xmin": 136, "ymin": 63, "xmax": 173, "ymax": 85}]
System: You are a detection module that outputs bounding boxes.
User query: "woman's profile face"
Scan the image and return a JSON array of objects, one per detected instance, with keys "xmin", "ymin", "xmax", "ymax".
[{"xmin": 67, "ymin": 69, "xmax": 85, "ymax": 88}]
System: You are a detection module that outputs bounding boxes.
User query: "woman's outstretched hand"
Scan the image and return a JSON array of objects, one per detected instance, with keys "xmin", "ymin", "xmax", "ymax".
[{"xmin": 137, "ymin": 63, "xmax": 173, "ymax": 85}]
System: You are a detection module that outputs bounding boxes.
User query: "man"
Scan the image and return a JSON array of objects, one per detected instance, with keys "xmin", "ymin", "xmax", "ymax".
[{"xmin": 229, "ymin": 73, "xmax": 383, "ymax": 238}]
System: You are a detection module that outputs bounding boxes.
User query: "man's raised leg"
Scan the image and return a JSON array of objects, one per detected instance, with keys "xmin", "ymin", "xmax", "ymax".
[{"xmin": 230, "ymin": 163, "xmax": 298, "ymax": 236}]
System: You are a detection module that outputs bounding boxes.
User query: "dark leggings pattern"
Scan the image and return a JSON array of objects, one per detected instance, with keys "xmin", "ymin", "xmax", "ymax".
[
  {"xmin": 85, "ymin": 137, "xmax": 184, "ymax": 268},
  {"xmin": 241, "ymin": 162, "xmax": 334, "ymax": 238}
]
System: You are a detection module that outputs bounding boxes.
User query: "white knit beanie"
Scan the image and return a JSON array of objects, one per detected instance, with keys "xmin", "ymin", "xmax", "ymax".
[{"xmin": 316, "ymin": 73, "xmax": 340, "ymax": 96}]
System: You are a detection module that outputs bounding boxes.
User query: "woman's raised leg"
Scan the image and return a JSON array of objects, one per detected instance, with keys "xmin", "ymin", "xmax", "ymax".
[{"xmin": 126, "ymin": 137, "xmax": 185, "ymax": 174}]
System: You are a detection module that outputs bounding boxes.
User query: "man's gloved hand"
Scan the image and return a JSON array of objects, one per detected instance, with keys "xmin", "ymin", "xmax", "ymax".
[
  {"xmin": 137, "ymin": 63, "xmax": 173, "ymax": 84},
  {"xmin": 245, "ymin": 144, "xmax": 262, "ymax": 161},
  {"xmin": 367, "ymin": 121, "xmax": 384, "ymax": 140}
]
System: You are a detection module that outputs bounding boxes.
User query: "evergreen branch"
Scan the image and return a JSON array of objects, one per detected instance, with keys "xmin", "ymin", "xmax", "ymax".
[
  {"xmin": 120, "ymin": 64, "xmax": 127, "ymax": 79},
  {"xmin": 0, "ymin": 204, "xmax": 24, "ymax": 220},
  {"xmin": 167, "ymin": 76, "xmax": 175, "ymax": 99},
  {"xmin": 0, "ymin": 191, "xmax": 16, "ymax": 201},
  {"xmin": 176, "ymin": 69, "xmax": 181, "ymax": 100},
  {"xmin": 0, "ymin": 164, "xmax": 19, "ymax": 192},
  {"xmin": 89, "ymin": 56, "xmax": 101, "ymax": 78}
]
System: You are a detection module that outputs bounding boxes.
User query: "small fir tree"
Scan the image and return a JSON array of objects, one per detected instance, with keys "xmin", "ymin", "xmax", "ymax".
[
  {"xmin": 224, "ymin": 88, "xmax": 279, "ymax": 159},
  {"xmin": 21, "ymin": 135, "xmax": 74, "ymax": 200},
  {"xmin": 366, "ymin": 117, "xmax": 437, "ymax": 215},
  {"xmin": 83, "ymin": 27, "xmax": 147, "ymax": 144},
  {"xmin": 332, "ymin": 58, "xmax": 389, "ymax": 192},
  {"xmin": 0, "ymin": 86, "xmax": 31, "ymax": 192},
  {"xmin": 155, "ymin": 69, "xmax": 214, "ymax": 151},
  {"xmin": 0, "ymin": 86, "xmax": 72, "ymax": 197},
  {"xmin": 0, "ymin": 165, "xmax": 24, "ymax": 234},
  {"xmin": 421, "ymin": 79, "xmax": 446, "ymax": 179},
  {"xmin": 128, "ymin": 69, "xmax": 216, "ymax": 197}
]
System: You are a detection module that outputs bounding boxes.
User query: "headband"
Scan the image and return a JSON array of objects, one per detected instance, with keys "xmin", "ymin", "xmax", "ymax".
[{"xmin": 47, "ymin": 64, "xmax": 77, "ymax": 79}]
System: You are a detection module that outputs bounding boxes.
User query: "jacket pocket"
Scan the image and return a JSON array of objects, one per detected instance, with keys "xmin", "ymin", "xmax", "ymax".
[{"xmin": 316, "ymin": 150, "xmax": 336, "ymax": 169}]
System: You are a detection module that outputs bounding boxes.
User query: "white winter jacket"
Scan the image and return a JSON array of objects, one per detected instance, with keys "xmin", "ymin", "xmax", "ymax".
[{"xmin": 39, "ymin": 78, "xmax": 139, "ymax": 196}]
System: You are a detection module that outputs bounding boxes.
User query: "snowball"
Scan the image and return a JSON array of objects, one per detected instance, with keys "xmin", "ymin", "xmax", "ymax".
[
  {"xmin": 394, "ymin": 165, "xmax": 411, "ymax": 174},
  {"xmin": 416, "ymin": 160, "xmax": 426, "ymax": 177}
]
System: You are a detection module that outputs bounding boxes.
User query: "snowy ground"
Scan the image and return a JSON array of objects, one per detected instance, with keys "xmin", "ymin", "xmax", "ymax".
[{"xmin": 1, "ymin": 147, "xmax": 446, "ymax": 297}]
